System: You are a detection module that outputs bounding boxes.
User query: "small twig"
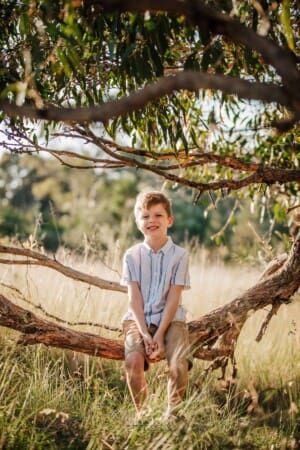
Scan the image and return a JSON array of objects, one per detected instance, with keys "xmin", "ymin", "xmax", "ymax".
[
  {"xmin": 0, "ymin": 282, "xmax": 121, "ymax": 333},
  {"xmin": 100, "ymin": 439, "xmax": 115, "ymax": 450},
  {"xmin": 288, "ymin": 204, "xmax": 300, "ymax": 214},
  {"xmin": 259, "ymin": 253, "xmax": 288, "ymax": 280},
  {"xmin": 0, "ymin": 245, "xmax": 126, "ymax": 293},
  {"xmin": 247, "ymin": 221, "xmax": 274, "ymax": 260},
  {"xmin": 211, "ymin": 199, "xmax": 240, "ymax": 240},
  {"xmin": 208, "ymin": 191, "xmax": 217, "ymax": 209},
  {"xmin": 255, "ymin": 302, "xmax": 281, "ymax": 342}
]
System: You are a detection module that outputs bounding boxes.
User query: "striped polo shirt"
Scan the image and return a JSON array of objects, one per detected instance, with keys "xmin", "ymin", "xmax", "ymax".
[{"xmin": 120, "ymin": 237, "xmax": 190, "ymax": 326}]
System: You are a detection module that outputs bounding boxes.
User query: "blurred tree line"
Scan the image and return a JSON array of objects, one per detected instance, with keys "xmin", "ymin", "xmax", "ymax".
[{"xmin": 0, "ymin": 152, "xmax": 290, "ymax": 261}]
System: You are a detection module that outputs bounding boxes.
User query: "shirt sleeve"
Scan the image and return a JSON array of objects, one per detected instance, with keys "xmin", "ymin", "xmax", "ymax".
[
  {"xmin": 120, "ymin": 251, "xmax": 138, "ymax": 286},
  {"xmin": 171, "ymin": 251, "xmax": 190, "ymax": 290}
]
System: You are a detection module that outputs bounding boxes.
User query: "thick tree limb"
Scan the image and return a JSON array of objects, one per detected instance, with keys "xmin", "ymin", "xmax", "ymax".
[
  {"xmin": 0, "ymin": 73, "xmax": 293, "ymax": 124},
  {"xmin": 0, "ymin": 294, "xmax": 125, "ymax": 360},
  {"xmin": 0, "ymin": 234, "xmax": 299, "ymax": 372},
  {"xmin": 95, "ymin": 0, "xmax": 300, "ymax": 101},
  {"xmin": 189, "ymin": 233, "xmax": 300, "ymax": 364}
]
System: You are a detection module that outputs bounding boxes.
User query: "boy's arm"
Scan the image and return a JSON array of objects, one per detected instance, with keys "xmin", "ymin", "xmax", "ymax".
[
  {"xmin": 151, "ymin": 284, "xmax": 184, "ymax": 360},
  {"xmin": 127, "ymin": 281, "xmax": 154, "ymax": 356}
]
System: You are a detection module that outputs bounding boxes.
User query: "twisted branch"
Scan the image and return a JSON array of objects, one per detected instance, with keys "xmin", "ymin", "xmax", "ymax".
[{"xmin": 0, "ymin": 234, "xmax": 299, "ymax": 373}]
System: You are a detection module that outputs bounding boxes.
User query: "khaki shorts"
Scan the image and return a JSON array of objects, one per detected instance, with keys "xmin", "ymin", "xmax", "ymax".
[{"xmin": 123, "ymin": 320, "xmax": 193, "ymax": 371}]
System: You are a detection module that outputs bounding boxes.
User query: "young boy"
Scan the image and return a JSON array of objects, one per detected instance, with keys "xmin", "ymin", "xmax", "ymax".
[{"xmin": 120, "ymin": 191, "xmax": 191, "ymax": 419}]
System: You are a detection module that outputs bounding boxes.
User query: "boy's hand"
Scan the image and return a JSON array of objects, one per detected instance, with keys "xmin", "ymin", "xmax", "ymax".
[
  {"xmin": 149, "ymin": 330, "xmax": 165, "ymax": 361},
  {"xmin": 142, "ymin": 332, "xmax": 155, "ymax": 356}
]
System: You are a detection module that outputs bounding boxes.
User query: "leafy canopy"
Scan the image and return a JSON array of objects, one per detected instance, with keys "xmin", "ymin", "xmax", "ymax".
[{"xmin": 0, "ymin": 0, "xmax": 299, "ymax": 212}]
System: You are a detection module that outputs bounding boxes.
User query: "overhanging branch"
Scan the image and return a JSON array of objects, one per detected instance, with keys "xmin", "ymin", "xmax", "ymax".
[
  {"xmin": 0, "ymin": 72, "xmax": 292, "ymax": 124},
  {"xmin": 3, "ymin": 125, "xmax": 300, "ymax": 191},
  {"xmin": 95, "ymin": 0, "xmax": 300, "ymax": 101}
]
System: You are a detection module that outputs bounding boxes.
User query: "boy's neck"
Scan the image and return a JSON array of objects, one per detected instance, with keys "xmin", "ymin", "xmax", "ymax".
[{"xmin": 144, "ymin": 236, "xmax": 169, "ymax": 253}]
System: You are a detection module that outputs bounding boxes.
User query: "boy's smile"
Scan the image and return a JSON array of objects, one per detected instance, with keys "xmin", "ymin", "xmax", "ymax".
[{"xmin": 136, "ymin": 203, "xmax": 174, "ymax": 248}]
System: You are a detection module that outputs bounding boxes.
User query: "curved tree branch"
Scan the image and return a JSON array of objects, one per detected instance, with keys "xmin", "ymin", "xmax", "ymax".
[
  {"xmin": 0, "ymin": 72, "xmax": 293, "ymax": 124},
  {"xmin": 0, "ymin": 293, "xmax": 125, "ymax": 360},
  {"xmin": 2, "ymin": 121, "xmax": 300, "ymax": 192},
  {"xmin": 0, "ymin": 245, "xmax": 126, "ymax": 293},
  {"xmin": 189, "ymin": 233, "xmax": 300, "ymax": 366},
  {"xmin": 0, "ymin": 234, "xmax": 299, "ymax": 373},
  {"xmin": 9, "ymin": 128, "xmax": 300, "ymax": 190},
  {"xmin": 86, "ymin": 130, "xmax": 300, "ymax": 191},
  {"xmin": 95, "ymin": 0, "xmax": 300, "ymax": 101}
]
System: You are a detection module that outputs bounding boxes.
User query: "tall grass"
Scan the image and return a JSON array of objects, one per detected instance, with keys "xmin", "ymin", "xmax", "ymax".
[{"xmin": 0, "ymin": 245, "xmax": 299, "ymax": 449}]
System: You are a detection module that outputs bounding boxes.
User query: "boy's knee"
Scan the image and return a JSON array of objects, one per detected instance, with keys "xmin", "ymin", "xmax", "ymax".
[
  {"xmin": 168, "ymin": 359, "xmax": 188, "ymax": 381},
  {"xmin": 125, "ymin": 352, "xmax": 144, "ymax": 373}
]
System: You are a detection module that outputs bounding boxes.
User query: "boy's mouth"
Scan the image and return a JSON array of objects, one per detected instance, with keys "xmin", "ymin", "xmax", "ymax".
[{"xmin": 147, "ymin": 225, "xmax": 159, "ymax": 231}]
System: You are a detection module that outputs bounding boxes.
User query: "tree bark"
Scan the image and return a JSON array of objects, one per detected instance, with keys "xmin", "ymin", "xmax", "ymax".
[
  {"xmin": 0, "ymin": 73, "xmax": 292, "ymax": 124},
  {"xmin": 0, "ymin": 234, "xmax": 299, "ymax": 372},
  {"xmin": 0, "ymin": 294, "xmax": 125, "ymax": 360}
]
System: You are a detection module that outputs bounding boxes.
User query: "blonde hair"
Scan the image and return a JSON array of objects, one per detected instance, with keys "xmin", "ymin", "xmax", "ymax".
[{"xmin": 134, "ymin": 191, "xmax": 172, "ymax": 218}]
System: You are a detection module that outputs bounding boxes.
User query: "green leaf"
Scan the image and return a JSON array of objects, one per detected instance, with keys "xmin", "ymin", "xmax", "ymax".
[
  {"xmin": 19, "ymin": 13, "xmax": 30, "ymax": 36},
  {"xmin": 280, "ymin": 0, "xmax": 295, "ymax": 52},
  {"xmin": 56, "ymin": 49, "xmax": 73, "ymax": 78}
]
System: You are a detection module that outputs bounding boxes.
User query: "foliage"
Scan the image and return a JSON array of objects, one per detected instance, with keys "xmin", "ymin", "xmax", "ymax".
[
  {"xmin": 0, "ymin": 153, "xmax": 290, "ymax": 256},
  {"xmin": 0, "ymin": 0, "xmax": 299, "ymax": 218},
  {"xmin": 0, "ymin": 153, "xmax": 137, "ymax": 251}
]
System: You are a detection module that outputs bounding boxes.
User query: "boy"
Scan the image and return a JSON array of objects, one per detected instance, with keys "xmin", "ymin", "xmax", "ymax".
[{"xmin": 120, "ymin": 191, "xmax": 191, "ymax": 419}]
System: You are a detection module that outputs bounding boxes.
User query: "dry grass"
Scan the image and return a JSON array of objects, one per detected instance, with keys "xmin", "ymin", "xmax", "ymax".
[{"xmin": 0, "ymin": 245, "xmax": 300, "ymax": 449}]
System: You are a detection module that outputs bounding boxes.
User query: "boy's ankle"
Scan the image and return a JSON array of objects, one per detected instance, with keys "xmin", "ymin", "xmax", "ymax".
[{"xmin": 164, "ymin": 404, "xmax": 184, "ymax": 422}]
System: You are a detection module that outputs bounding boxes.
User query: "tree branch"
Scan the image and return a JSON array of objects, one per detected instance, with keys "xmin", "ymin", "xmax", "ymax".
[
  {"xmin": 3, "ymin": 122, "xmax": 300, "ymax": 190},
  {"xmin": 95, "ymin": 0, "xmax": 300, "ymax": 102},
  {"xmin": 0, "ymin": 293, "xmax": 125, "ymax": 360},
  {"xmin": 189, "ymin": 233, "xmax": 300, "ymax": 361},
  {"xmin": 0, "ymin": 282, "xmax": 121, "ymax": 333},
  {"xmin": 0, "ymin": 245, "xmax": 126, "ymax": 293},
  {"xmin": 86, "ymin": 130, "xmax": 300, "ymax": 192},
  {"xmin": 0, "ymin": 72, "xmax": 292, "ymax": 124},
  {"xmin": 0, "ymin": 234, "xmax": 299, "ymax": 373}
]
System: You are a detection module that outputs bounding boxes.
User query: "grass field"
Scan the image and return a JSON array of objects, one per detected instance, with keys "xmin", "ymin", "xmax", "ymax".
[{"xmin": 0, "ymin": 246, "xmax": 299, "ymax": 449}]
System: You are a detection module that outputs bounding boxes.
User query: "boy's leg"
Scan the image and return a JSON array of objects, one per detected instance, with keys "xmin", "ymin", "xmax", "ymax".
[
  {"xmin": 125, "ymin": 351, "xmax": 148, "ymax": 411},
  {"xmin": 165, "ymin": 322, "xmax": 191, "ymax": 414},
  {"xmin": 123, "ymin": 320, "xmax": 148, "ymax": 411}
]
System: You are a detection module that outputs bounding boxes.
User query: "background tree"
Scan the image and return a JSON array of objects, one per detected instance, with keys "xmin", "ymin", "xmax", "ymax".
[
  {"xmin": 2, "ymin": 153, "xmax": 287, "ymax": 258},
  {"xmin": 0, "ymin": 0, "xmax": 299, "ymax": 373}
]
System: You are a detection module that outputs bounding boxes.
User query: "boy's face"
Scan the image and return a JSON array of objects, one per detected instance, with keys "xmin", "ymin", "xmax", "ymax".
[{"xmin": 135, "ymin": 203, "xmax": 174, "ymax": 239}]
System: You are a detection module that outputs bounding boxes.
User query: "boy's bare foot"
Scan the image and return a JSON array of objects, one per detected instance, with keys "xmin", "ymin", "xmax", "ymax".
[{"xmin": 163, "ymin": 406, "xmax": 185, "ymax": 423}]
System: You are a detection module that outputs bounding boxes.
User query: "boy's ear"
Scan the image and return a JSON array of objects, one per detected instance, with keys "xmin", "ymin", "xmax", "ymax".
[{"xmin": 167, "ymin": 215, "xmax": 174, "ymax": 228}]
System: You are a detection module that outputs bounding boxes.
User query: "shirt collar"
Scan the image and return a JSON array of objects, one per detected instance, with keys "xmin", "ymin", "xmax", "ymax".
[{"xmin": 143, "ymin": 236, "xmax": 173, "ymax": 255}]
